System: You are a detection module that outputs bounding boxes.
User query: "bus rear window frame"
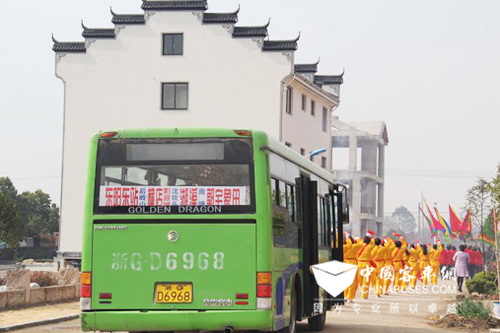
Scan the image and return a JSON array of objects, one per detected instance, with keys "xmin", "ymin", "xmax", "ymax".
[{"xmin": 93, "ymin": 137, "xmax": 256, "ymax": 215}]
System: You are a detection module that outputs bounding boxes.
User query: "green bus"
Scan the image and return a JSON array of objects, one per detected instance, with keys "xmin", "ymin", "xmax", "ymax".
[{"xmin": 80, "ymin": 128, "xmax": 348, "ymax": 333}]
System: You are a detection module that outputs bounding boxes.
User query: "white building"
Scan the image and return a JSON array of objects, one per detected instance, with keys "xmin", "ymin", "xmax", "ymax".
[
  {"xmin": 53, "ymin": 0, "xmax": 344, "ymax": 259},
  {"xmin": 331, "ymin": 119, "xmax": 389, "ymax": 237}
]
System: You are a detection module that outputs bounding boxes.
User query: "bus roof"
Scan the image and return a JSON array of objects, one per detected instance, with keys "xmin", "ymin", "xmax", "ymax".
[
  {"xmin": 264, "ymin": 133, "xmax": 335, "ymax": 184},
  {"xmin": 95, "ymin": 128, "xmax": 334, "ymax": 183}
]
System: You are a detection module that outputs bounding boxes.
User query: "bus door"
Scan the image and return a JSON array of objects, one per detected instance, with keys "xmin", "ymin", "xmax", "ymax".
[
  {"xmin": 300, "ymin": 175, "xmax": 319, "ymax": 318},
  {"xmin": 327, "ymin": 184, "xmax": 348, "ymax": 307}
]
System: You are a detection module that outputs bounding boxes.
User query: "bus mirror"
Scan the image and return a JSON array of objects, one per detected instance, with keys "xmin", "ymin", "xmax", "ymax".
[{"xmin": 342, "ymin": 204, "xmax": 350, "ymax": 224}]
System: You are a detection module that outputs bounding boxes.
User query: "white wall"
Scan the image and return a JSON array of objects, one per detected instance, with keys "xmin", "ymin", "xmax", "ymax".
[
  {"xmin": 281, "ymin": 80, "xmax": 334, "ymax": 169},
  {"xmin": 56, "ymin": 11, "xmax": 292, "ymax": 253}
]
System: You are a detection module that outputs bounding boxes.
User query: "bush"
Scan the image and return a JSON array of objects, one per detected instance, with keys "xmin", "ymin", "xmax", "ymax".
[
  {"xmin": 0, "ymin": 246, "xmax": 57, "ymax": 261},
  {"xmin": 457, "ymin": 297, "xmax": 491, "ymax": 319},
  {"xmin": 30, "ymin": 271, "xmax": 57, "ymax": 287},
  {"xmin": 466, "ymin": 272, "xmax": 498, "ymax": 295}
]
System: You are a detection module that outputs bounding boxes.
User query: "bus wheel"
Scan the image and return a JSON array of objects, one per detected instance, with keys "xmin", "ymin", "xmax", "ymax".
[
  {"xmin": 284, "ymin": 288, "xmax": 297, "ymax": 333},
  {"xmin": 307, "ymin": 311, "xmax": 326, "ymax": 331}
]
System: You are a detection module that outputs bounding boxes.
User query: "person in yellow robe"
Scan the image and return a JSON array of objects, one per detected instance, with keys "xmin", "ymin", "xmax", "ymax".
[
  {"xmin": 344, "ymin": 235, "xmax": 362, "ymax": 302},
  {"xmin": 429, "ymin": 242, "xmax": 444, "ymax": 285},
  {"xmin": 418, "ymin": 243, "xmax": 431, "ymax": 286},
  {"xmin": 371, "ymin": 238, "xmax": 386, "ymax": 297},
  {"xmin": 357, "ymin": 236, "xmax": 375, "ymax": 299},
  {"xmin": 382, "ymin": 238, "xmax": 395, "ymax": 295},
  {"xmin": 403, "ymin": 244, "xmax": 420, "ymax": 289},
  {"xmin": 391, "ymin": 237, "xmax": 407, "ymax": 292}
]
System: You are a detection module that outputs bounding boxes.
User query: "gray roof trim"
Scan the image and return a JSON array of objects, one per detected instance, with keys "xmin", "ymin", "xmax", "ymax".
[
  {"xmin": 110, "ymin": 8, "xmax": 145, "ymax": 25},
  {"xmin": 52, "ymin": 36, "xmax": 86, "ymax": 53},
  {"xmin": 232, "ymin": 19, "xmax": 269, "ymax": 38},
  {"xmin": 81, "ymin": 22, "xmax": 116, "ymax": 39},
  {"xmin": 314, "ymin": 74, "xmax": 344, "ymax": 85},
  {"xmin": 263, "ymin": 39, "xmax": 298, "ymax": 51},
  {"xmin": 294, "ymin": 59, "xmax": 320, "ymax": 73},
  {"xmin": 141, "ymin": 1, "xmax": 208, "ymax": 11},
  {"xmin": 203, "ymin": 5, "xmax": 239, "ymax": 24}
]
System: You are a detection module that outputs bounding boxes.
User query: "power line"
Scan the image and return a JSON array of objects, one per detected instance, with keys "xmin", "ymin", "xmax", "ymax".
[{"xmin": 0, "ymin": 169, "xmax": 61, "ymax": 176}]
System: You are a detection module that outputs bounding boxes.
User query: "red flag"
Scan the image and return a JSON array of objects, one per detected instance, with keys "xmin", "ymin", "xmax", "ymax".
[
  {"xmin": 425, "ymin": 200, "xmax": 445, "ymax": 231},
  {"xmin": 367, "ymin": 230, "xmax": 376, "ymax": 236},
  {"xmin": 460, "ymin": 209, "xmax": 472, "ymax": 234},
  {"xmin": 449, "ymin": 205, "xmax": 462, "ymax": 236}
]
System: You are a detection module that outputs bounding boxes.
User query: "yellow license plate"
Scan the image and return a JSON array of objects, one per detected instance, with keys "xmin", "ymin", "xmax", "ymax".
[{"xmin": 154, "ymin": 283, "xmax": 193, "ymax": 303}]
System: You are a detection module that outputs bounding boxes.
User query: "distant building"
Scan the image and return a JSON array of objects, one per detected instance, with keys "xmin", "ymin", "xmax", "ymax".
[
  {"xmin": 52, "ymin": 0, "xmax": 343, "ymax": 258},
  {"xmin": 331, "ymin": 118, "xmax": 389, "ymax": 237}
]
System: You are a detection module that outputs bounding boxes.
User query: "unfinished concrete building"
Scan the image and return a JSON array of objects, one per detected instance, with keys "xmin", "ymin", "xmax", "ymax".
[{"xmin": 331, "ymin": 118, "xmax": 389, "ymax": 237}]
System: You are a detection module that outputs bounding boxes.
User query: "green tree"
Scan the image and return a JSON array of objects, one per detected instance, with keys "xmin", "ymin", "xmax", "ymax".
[
  {"xmin": 0, "ymin": 192, "xmax": 22, "ymax": 248},
  {"xmin": 17, "ymin": 190, "xmax": 59, "ymax": 242},
  {"xmin": 392, "ymin": 206, "xmax": 416, "ymax": 233},
  {"xmin": 465, "ymin": 178, "xmax": 492, "ymax": 231},
  {"xmin": 489, "ymin": 163, "xmax": 500, "ymax": 207},
  {"xmin": 0, "ymin": 177, "xmax": 18, "ymax": 201}
]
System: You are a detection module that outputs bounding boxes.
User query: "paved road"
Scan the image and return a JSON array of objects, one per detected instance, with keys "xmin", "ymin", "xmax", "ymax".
[
  {"xmin": 11, "ymin": 318, "xmax": 460, "ymax": 333},
  {"xmin": 11, "ymin": 280, "xmax": 467, "ymax": 333}
]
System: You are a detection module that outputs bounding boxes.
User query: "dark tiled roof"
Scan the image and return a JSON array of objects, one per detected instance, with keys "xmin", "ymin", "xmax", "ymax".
[
  {"xmin": 81, "ymin": 22, "xmax": 115, "ymax": 39},
  {"xmin": 232, "ymin": 20, "xmax": 269, "ymax": 38},
  {"xmin": 141, "ymin": 1, "xmax": 208, "ymax": 11},
  {"xmin": 233, "ymin": 26, "xmax": 267, "ymax": 37},
  {"xmin": 262, "ymin": 39, "xmax": 298, "ymax": 51},
  {"xmin": 52, "ymin": 36, "xmax": 86, "ymax": 53},
  {"xmin": 295, "ymin": 60, "xmax": 320, "ymax": 73},
  {"xmin": 110, "ymin": 8, "xmax": 145, "ymax": 25},
  {"xmin": 314, "ymin": 75, "xmax": 343, "ymax": 85},
  {"xmin": 203, "ymin": 12, "xmax": 238, "ymax": 24}
]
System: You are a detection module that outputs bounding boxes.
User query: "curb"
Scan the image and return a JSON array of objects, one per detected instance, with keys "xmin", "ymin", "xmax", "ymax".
[{"xmin": 0, "ymin": 314, "xmax": 79, "ymax": 332}]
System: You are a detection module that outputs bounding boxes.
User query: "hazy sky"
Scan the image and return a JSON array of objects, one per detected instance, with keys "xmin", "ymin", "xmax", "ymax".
[{"xmin": 1, "ymin": 0, "xmax": 499, "ymax": 222}]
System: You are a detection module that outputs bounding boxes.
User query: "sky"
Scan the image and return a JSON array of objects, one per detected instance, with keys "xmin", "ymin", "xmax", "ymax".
[{"xmin": 1, "ymin": 0, "xmax": 499, "ymax": 223}]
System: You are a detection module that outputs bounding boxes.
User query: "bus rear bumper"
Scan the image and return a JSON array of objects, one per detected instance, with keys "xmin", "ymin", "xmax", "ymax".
[{"xmin": 80, "ymin": 310, "xmax": 273, "ymax": 332}]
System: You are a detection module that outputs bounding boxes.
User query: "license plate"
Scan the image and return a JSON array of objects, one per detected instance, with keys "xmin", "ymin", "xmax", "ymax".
[{"xmin": 154, "ymin": 282, "xmax": 193, "ymax": 303}]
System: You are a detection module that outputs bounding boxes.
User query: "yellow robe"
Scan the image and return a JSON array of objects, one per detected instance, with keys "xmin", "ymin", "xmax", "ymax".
[
  {"xmin": 371, "ymin": 245, "xmax": 386, "ymax": 296},
  {"xmin": 344, "ymin": 238, "xmax": 362, "ymax": 300},
  {"xmin": 357, "ymin": 239, "xmax": 375, "ymax": 299},
  {"xmin": 382, "ymin": 240, "xmax": 394, "ymax": 294},
  {"xmin": 391, "ymin": 237, "xmax": 407, "ymax": 290},
  {"xmin": 418, "ymin": 246, "xmax": 431, "ymax": 286},
  {"xmin": 429, "ymin": 244, "xmax": 444, "ymax": 285}
]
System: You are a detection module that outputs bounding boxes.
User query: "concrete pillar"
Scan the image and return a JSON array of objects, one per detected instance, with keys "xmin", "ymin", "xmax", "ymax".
[
  {"xmin": 6, "ymin": 269, "xmax": 30, "ymax": 303},
  {"xmin": 351, "ymin": 174, "xmax": 361, "ymax": 237},
  {"xmin": 348, "ymin": 132, "xmax": 357, "ymax": 171}
]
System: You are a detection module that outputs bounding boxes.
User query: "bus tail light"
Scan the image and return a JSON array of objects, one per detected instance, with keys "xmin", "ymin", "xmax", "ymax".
[
  {"xmin": 236, "ymin": 293, "xmax": 248, "ymax": 299},
  {"xmin": 100, "ymin": 131, "xmax": 118, "ymax": 138},
  {"xmin": 80, "ymin": 272, "xmax": 92, "ymax": 310},
  {"xmin": 234, "ymin": 130, "xmax": 251, "ymax": 136},
  {"xmin": 256, "ymin": 272, "xmax": 272, "ymax": 310}
]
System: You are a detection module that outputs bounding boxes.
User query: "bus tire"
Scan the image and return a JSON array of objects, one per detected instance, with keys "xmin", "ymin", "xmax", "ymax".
[
  {"xmin": 283, "ymin": 287, "xmax": 297, "ymax": 333},
  {"xmin": 307, "ymin": 311, "xmax": 326, "ymax": 331}
]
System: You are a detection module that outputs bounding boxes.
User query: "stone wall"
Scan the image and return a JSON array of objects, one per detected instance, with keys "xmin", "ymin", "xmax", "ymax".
[{"xmin": 0, "ymin": 269, "xmax": 80, "ymax": 310}]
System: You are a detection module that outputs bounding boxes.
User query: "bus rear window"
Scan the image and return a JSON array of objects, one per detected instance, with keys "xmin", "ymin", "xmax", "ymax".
[{"xmin": 94, "ymin": 138, "xmax": 254, "ymax": 215}]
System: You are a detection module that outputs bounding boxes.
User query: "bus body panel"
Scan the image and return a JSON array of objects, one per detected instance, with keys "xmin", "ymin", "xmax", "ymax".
[
  {"xmin": 91, "ymin": 223, "xmax": 256, "ymax": 310},
  {"xmin": 80, "ymin": 309, "xmax": 273, "ymax": 332}
]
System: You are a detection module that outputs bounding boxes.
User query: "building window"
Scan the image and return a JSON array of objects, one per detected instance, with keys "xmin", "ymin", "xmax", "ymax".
[
  {"xmin": 301, "ymin": 94, "xmax": 307, "ymax": 111},
  {"xmin": 285, "ymin": 142, "xmax": 292, "ymax": 148},
  {"xmin": 321, "ymin": 157, "xmax": 326, "ymax": 168},
  {"xmin": 162, "ymin": 83, "xmax": 188, "ymax": 110},
  {"xmin": 285, "ymin": 86, "xmax": 293, "ymax": 114},
  {"xmin": 322, "ymin": 107, "xmax": 327, "ymax": 131},
  {"xmin": 311, "ymin": 100, "xmax": 315, "ymax": 116},
  {"xmin": 300, "ymin": 148, "xmax": 305, "ymax": 156},
  {"xmin": 163, "ymin": 33, "xmax": 183, "ymax": 55}
]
